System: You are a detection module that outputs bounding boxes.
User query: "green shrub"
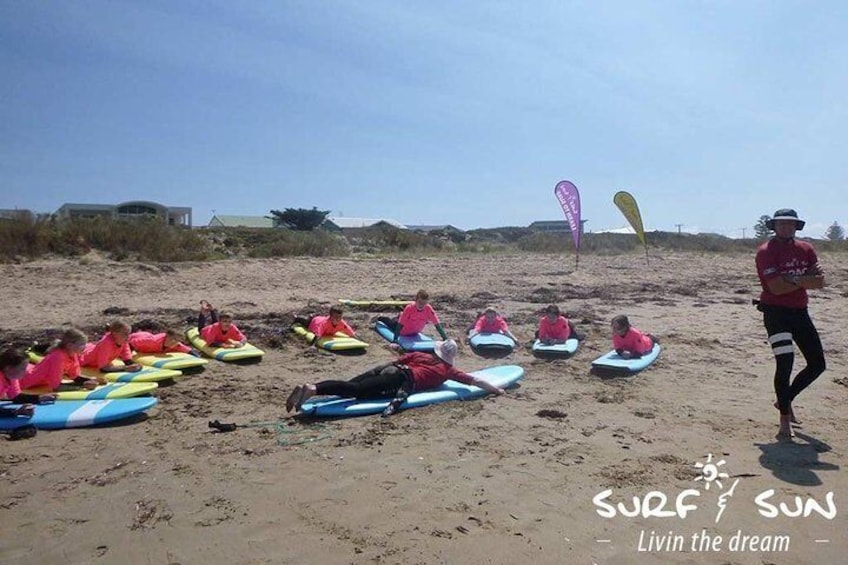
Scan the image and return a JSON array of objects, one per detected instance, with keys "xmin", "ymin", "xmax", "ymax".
[
  {"xmin": 247, "ymin": 230, "xmax": 350, "ymax": 258},
  {"xmin": 0, "ymin": 215, "xmax": 212, "ymax": 262},
  {"xmin": 347, "ymin": 225, "xmax": 449, "ymax": 253}
]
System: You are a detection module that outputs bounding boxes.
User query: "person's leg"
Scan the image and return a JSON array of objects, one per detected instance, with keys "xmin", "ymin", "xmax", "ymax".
[
  {"xmin": 787, "ymin": 310, "xmax": 826, "ymax": 405},
  {"xmin": 763, "ymin": 308, "xmax": 794, "ymax": 436},
  {"xmin": 376, "ymin": 316, "xmax": 399, "ymax": 332},
  {"xmin": 348, "ymin": 364, "xmax": 392, "ymax": 384},
  {"xmin": 197, "ymin": 311, "xmax": 209, "ymax": 333},
  {"xmin": 288, "ymin": 365, "xmax": 407, "ymax": 412},
  {"xmin": 317, "ymin": 365, "xmax": 406, "ymax": 399},
  {"xmin": 292, "ymin": 316, "xmax": 312, "ymax": 328}
]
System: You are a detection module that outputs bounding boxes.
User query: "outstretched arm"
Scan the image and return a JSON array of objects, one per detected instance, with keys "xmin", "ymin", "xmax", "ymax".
[{"xmin": 470, "ymin": 376, "xmax": 504, "ymax": 396}]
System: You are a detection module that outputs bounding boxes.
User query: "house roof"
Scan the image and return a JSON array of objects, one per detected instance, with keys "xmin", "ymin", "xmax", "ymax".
[
  {"xmin": 407, "ymin": 224, "xmax": 463, "ymax": 232},
  {"xmin": 208, "ymin": 215, "xmax": 275, "ymax": 228},
  {"xmin": 327, "ymin": 216, "xmax": 406, "ymax": 229}
]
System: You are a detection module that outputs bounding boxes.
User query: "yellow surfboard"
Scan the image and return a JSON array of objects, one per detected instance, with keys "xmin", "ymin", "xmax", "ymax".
[
  {"xmin": 23, "ymin": 381, "xmax": 158, "ymax": 400},
  {"xmin": 28, "ymin": 351, "xmax": 180, "ymax": 383},
  {"xmin": 185, "ymin": 327, "xmax": 265, "ymax": 362},
  {"xmin": 338, "ymin": 299, "xmax": 410, "ymax": 310},
  {"xmin": 291, "ymin": 324, "xmax": 369, "ymax": 352},
  {"xmin": 133, "ymin": 351, "xmax": 208, "ymax": 371}
]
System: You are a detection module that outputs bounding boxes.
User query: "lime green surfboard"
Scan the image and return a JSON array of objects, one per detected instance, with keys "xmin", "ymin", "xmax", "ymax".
[
  {"xmin": 28, "ymin": 351, "xmax": 180, "ymax": 383},
  {"xmin": 133, "ymin": 351, "xmax": 208, "ymax": 371},
  {"xmin": 185, "ymin": 327, "xmax": 265, "ymax": 362},
  {"xmin": 291, "ymin": 324, "xmax": 369, "ymax": 352},
  {"xmin": 22, "ymin": 381, "xmax": 158, "ymax": 400},
  {"xmin": 338, "ymin": 299, "xmax": 410, "ymax": 310}
]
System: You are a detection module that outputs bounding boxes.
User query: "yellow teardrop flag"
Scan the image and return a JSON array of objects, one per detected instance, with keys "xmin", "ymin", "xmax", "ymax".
[{"xmin": 613, "ymin": 191, "xmax": 647, "ymax": 246}]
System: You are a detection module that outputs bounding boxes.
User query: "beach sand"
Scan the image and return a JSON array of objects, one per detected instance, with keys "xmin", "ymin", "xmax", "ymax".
[{"xmin": 1, "ymin": 251, "xmax": 846, "ymax": 564}]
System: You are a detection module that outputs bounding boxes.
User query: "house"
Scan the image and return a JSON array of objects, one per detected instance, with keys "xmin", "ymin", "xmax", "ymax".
[
  {"xmin": 407, "ymin": 224, "xmax": 463, "ymax": 233},
  {"xmin": 0, "ymin": 208, "xmax": 36, "ymax": 221},
  {"xmin": 528, "ymin": 219, "xmax": 588, "ymax": 234},
  {"xmin": 327, "ymin": 217, "xmax": 406, "ymax": 229},
  {"xmin": 208, "ymin": 215, "xmax": 275, "ymax": 228},
  {"xmin": 56, "ymin": 201, "xmax": 193, "ymax": 226},
  {"xmin": 204, "ymin": 214, "xmax": 406, "ymax": 231}
]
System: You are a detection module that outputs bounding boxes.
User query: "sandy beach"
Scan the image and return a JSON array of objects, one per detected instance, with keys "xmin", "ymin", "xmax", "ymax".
[{"xmin": 1, "ymin": 251, "xmax": 846, "ymax": 565}]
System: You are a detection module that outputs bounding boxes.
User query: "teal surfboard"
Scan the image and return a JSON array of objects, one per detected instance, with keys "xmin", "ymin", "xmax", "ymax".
[
  {"xmin": 531, "ymin": 338, "xmax": 579, "ymax": 359},
  {"xmin": 300, "ymin": 365, "xmax": 523, "ymax": 418},
  {"xmin": 591, "ymin": 344, "xmax": 661, "ymax": 374},
  {"xmin": 374, "ymin": 321, "xmax": 436, "ymax": 352},
  {"xmin": 0, "ymin": 398, "xmax": 158, "ymax": 430}
]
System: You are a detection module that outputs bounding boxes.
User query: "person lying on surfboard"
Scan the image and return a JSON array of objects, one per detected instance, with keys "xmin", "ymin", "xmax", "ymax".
[
  {"xmin": 129, "ymin": 328, "xmax": 201, "ymax": 357},
  {"xmin": 81, "ymin": 321, "xmax": 143, "ymax": 373},
  {"xmin": 537, "ymin": 304, "xmax": 576, "ymax": 345},
  {"xmin": 468, "ymin": 306, "xmax": 519, "ymax": 344},
  {"xmin": 285, "ymin": 339, "xmax": 503, "ymax": 414},
  {"xmin": 611, "ymin": 315, "xmax": 658, "ymax": 358},
  {"xmin": 378, "ymin": 289, "xmax": 448, "ymax": 343},
  {"xmin": 306, "ymin": 306, "xmax": 357, "ymax": 338},
  {"xmin": 23, "ymin": 328, "xmax": 106, "ymax": 391},
  {"xmin": 0, "ymin": 347, "xmax": 55, "ymax": 412},
  {"xmin": 198, "ymin": 300, "xmax": 247, "ymax": 349}
]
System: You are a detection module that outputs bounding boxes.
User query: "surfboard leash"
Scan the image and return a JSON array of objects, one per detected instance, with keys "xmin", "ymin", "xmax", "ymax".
[{"xmin": 208, "ymin": 419, "xmax": 332, "ymax": 446}]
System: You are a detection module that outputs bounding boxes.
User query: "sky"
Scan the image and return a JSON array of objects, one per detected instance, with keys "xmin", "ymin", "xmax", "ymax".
[{"xmin": 2, "ymin": 1, "xmax": 846, "ymax": 237}]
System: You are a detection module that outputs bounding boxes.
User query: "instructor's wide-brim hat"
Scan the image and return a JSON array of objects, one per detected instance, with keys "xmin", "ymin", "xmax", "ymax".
[
  {"xmin": 434, "ymin": 339, "xmax": 458, "ymax": 366},
  {"xmin": 765, "ymin": 208, "xmax": 805, "ymax": 231}
]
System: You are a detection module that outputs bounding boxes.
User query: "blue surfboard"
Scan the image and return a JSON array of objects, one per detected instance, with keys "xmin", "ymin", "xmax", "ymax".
[
  {"xmin": 374, "ymin": 321, "xmax": 436, "ymax": 352},
  {"xmin": 0, "ymin": 398, "xmax": 158, "ymax": 430},
  {"xmin": 300, "ymin": 365, "xmax": 523, "ymax": 418},
  {"xmin": 469, "ymin": 332, "xmax": 516, "ymax": 354},
  {"xmin": 591, "ymin": 343, "xmax": 661, "ymax": 374},
  {"xmin": 531, "ymin": 338, "xmax": 579, "ymax": 359}
]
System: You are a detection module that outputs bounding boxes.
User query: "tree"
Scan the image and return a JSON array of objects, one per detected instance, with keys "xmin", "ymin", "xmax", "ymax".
[
  {"xmin": 268, "ymin": 207, "xmax": 330, "ymax": 231},
  {"xmin": 753, "ymin": 215, "xmax": 771, "ymax": 240},
  {"xmin": 824, "ymin": 221, "xmax": 845, "ymax": 241}
]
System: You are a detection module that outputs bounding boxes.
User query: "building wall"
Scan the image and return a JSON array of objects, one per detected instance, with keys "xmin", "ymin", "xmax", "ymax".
[{"xmin": 56, "ymin": 202, "xmax": 192, "ymax": 226}]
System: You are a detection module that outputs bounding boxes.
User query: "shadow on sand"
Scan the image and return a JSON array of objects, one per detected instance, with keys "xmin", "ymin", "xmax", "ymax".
[{"xmin": 755, "ymin": 431, "xmax": 839, "ymax": 486}]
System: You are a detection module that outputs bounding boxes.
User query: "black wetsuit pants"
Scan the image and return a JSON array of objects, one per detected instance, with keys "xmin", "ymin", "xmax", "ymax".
[
  {"xmin": 316, "ymin": 364, "xmax": 410, "ymax": 400},
  {"xmin": 761, "ymin": 305, "xmax": 826, "ymax": 415}
]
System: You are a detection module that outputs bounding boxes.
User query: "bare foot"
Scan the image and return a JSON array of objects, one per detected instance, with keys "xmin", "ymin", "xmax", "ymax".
[
  {"xmin": 776, "ymin": 414, "xmax": 794, "ymax": 441},
  {"xmin": 776, "ymin": 428, "xmax": 795, "ymax": 441},
  {"xmin": 286, "ymin": 385, "xmax": 303, "ymax": 413},
  {"xmin": 295, "ymin": 384, "xmax": 316, "ymax": 412},
  {"xmin": 773, "ymin": 402, "xmax": 800, "ymax": 424}
]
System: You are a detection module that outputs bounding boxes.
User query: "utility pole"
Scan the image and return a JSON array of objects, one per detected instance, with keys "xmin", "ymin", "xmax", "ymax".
[
  {"xmin": 675, "ymin": 223, "xmax": 683, "ymax": 235},
  {"xmin": 741, "ymin": 227, "xmax": 746, "ymax": 239}
]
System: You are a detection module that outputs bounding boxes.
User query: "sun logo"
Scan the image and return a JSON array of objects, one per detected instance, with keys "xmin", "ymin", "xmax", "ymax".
[{"xmin": 693, "ymin": 453, "xmax": 729, "ymax": 490}]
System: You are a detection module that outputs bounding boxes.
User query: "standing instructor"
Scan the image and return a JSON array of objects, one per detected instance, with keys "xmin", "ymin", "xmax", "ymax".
[{"xmin": 755, "ymin": 209, "xmax": 826, "ymax": 439}]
